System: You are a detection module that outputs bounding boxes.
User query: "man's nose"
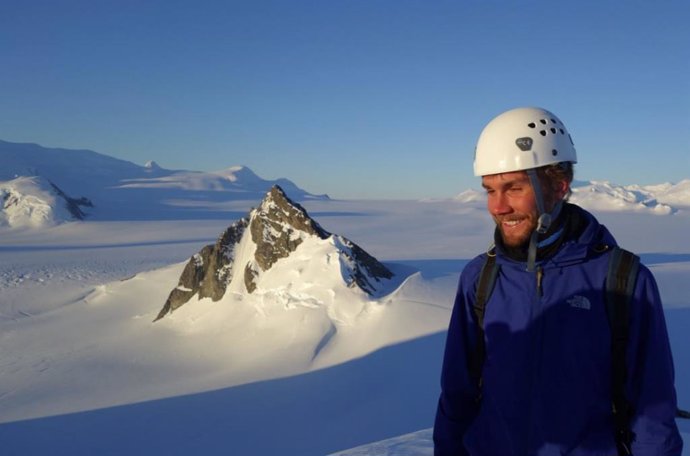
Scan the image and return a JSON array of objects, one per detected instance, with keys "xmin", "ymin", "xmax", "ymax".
[{"xmin": 489, "ymin": 193, "xmax": 512, "ymax": 216}]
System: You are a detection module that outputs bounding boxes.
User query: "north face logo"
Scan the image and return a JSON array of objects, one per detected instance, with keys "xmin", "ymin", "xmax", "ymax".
[{"xmin": 567, "ymin": 295, "xmax": 591, "ymax": 310}]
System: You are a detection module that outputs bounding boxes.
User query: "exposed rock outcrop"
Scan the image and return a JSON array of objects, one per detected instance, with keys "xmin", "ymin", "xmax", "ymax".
[
  {"xmin": 155, "ymin": 185, "xmax": 393, "ymax": 321},
  {"xmin": 244, "ymin": 186, "xmax": 330, "ymax": 292},
  {"xmin": 155, "ymin": 217, "xmax": 248, "ymax": 321},
  {"xmin": 336, "ymin": 237, "xmax": 395, "ymax": 295},
  {"xmin": 49, "ymin": 181, "xmax": 93, "ymax": 220}
]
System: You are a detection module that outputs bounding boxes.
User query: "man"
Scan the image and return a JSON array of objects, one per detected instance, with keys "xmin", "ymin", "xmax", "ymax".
[{"xmin": 433, "ymin": 107, "xmax": 682, "ymax": 455}]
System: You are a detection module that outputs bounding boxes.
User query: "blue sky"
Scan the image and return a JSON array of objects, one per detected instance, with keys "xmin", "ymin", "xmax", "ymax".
[{"xmin": 1, "ymin": 0, "xmax": 689, "ymax": 199}]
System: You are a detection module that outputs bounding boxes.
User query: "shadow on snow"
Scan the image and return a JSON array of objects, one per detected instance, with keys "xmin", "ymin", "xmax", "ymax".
[{"xmin": 0, "ymin": 333, "xmax": 448, "ymax": 456}]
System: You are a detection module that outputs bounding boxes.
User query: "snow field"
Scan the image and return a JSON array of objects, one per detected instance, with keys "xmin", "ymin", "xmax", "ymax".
[{"xmin": 0, "ymin": 197, "xmax": 688, "ymax": 455}]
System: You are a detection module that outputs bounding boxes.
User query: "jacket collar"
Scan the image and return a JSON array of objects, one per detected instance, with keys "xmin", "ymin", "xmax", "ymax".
[{"xmin": 494, "ymin": 203, "xmax": 617, "ymax": 269}]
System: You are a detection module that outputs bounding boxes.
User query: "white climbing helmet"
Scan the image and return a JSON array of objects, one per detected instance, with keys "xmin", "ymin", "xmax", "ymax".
[{"xmin": 473, "ymin": 107, "xmax": 577, "ymax": 176}]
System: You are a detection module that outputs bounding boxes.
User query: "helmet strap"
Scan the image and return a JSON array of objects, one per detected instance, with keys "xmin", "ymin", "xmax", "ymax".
[{"xmin": 525, "ymin": 168, "xmax": 563, "ymax": 272}]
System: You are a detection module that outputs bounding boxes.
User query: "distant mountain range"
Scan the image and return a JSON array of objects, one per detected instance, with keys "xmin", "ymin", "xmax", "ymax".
[
  {"xmin": 2, "ymin": 139, "xmax": 689, "ymax": 228},
  {"xmin": 0, "ymin": 139, "xmax": 328, "ymax": 225},
  {"xmin": 570, "ymin": 180, "xmax": 690, "ymax": 214},
  {"xmin": 454, "ymin": 179, "xmax": 690, "ymax": 214}
]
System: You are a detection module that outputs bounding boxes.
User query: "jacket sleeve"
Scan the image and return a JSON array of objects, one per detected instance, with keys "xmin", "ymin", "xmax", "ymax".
[
  {"xmin": 433, "ymin": 265, "xmax": 482, "ymax": 456},
  {"xmin": 627, "ymin": 265, "xmax": 683, "ymax": 456}
]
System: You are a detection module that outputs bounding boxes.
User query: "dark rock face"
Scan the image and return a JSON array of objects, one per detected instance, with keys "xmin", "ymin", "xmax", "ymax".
[
  {"xmin": 244, "ymin": 186, "xmax": 330, "ymax": 292},
  {"xmin": 49, "ymin": 181, "xmax": 93, "ymax": 220},
  {"xmin": 337, "ymin": 238, "xmax": 394, "ymax": 294},
  {"xmin": 154, "ymin": 185, "xmax": 393, "ymax": 321},
  {"xmin": 154, "ymin": 217, "xmax": 248, "ymax": 321},
  {"xmin": 3, "ymin": 192, "xmax": 16, "ymax": 208}
]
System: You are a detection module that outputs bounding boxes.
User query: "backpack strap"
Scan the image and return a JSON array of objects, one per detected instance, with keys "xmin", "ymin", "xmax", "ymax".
[
  {"xmin": 605, "ymin": 246, "xmax": 640, "ymax": 456},
  {"xmin": 607, "ymin": 248, "xmax": 690, "ymax": 426},
  {"xmin": 470, "ymin": 250, "xmax": 499, "ymax": 399},
  {"xmin": 470, "ymin": 244, "xmax": 683, "ymax": 452}
]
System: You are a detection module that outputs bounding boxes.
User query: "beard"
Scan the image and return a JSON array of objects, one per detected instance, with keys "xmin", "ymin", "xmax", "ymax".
[{"xmin": 493, "ymin": 212, "xmax": 538, "ymax": 248}]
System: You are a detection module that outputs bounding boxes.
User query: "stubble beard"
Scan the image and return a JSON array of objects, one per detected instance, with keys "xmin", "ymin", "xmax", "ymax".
[{"xmin": 494, "ymin": 213, "xmax": 538, "ymax": 248}]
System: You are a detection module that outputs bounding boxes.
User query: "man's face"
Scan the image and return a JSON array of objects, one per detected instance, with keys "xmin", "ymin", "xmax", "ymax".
[{"xmin": 481, "ymin": 171, "xmax": 540, "ymax": 248}]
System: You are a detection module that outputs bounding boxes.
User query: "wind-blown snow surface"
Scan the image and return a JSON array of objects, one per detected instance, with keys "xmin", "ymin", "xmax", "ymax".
[{"xmin": 0, "ymin": 196, "xmax": 688, "ymax": 455}]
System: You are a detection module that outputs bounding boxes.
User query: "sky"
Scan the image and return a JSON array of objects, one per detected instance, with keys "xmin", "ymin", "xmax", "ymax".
[{"xmin": 1, "ymin": 0, "xmax": 689, "ymax": 199}]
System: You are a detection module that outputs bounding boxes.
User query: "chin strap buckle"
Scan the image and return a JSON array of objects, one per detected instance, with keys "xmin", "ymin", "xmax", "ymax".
[{"xmin": 536, "ymin": 213, "xmax": 551, "ymax": 234}]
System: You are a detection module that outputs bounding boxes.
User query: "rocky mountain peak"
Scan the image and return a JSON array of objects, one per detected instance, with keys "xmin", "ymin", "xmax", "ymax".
[
  {"xmin": 244, "ymin": 186, "xmax": 330, "ymax": 292},
  {"xmin": 155, "ymin": 185, "xmax": 393, "ymax": 321},
  {"xmin": 253, "ymin": 185, "xmax": 329, "ymax": 241}
]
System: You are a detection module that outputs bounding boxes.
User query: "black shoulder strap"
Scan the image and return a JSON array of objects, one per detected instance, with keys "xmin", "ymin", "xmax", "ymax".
[
  {"xmin": 605, "ymin": 246, "xmax": 639, "ymax": 456},
  {"xmin": 470, "ymin": 252, "xmax": 499, "ymax": 394},
  {"xmin": 470, "ymin": 244, "xmax": 687, "ymax": 450}
]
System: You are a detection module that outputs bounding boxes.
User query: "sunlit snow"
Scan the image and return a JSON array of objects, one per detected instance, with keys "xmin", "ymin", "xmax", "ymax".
[{"xmin": 0, "ymin": 145, "xmax": 688, "ymax": 455}]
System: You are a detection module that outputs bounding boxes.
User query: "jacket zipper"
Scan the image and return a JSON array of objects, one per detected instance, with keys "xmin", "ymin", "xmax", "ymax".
[{"xmin": 527, "ymin": 265, "xmax": 545, "ymax": 453}]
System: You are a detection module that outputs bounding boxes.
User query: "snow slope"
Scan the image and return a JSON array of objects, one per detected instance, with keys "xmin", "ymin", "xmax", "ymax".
[
  {"xmin": 0, "ymin": 193, "xmax": 688, "ymax": 454},
  {"xmin": 0, "ymin": 176, "xmax": 84, "ymax": 228},
  {"xmin": 0, "ymin": 200, "xmax": 460, "ymax": 450}
]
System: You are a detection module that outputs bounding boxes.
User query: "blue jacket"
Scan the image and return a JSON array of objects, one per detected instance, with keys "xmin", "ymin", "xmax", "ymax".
[{"xmin": 433, "ymin": 205, "xmax": 682, "ymax": 456}]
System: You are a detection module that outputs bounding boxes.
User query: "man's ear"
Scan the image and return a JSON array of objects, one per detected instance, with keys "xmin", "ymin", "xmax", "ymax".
[{"xmin": 553, "ymin": 179, "xmax": 569, "ymax": 200}]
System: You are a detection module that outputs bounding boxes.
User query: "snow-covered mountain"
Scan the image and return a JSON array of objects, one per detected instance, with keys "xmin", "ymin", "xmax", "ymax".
[
  {"xmin": 569, "ymin": 180, "xmax": 690, "ymax": 214},
  {"xmin": 156, "ymin": 185, "xmax": 394, "ymax": 335},
  {"xmin": 0, "ymin": 139, "xmax": 327, "ymax": 224},
  {"xmin": 453, "ymin": 179, "xmax": 690, "ymax": 214},
  {"xmin": 0, "ymin": 176, "xmax": 92, "ymax": 228}
]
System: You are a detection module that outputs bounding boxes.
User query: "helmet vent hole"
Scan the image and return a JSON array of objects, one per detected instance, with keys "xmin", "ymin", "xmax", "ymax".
[
  {"xmin": 552, "ymin": 149, "xmax": 558, "ymax": 156},
  {"xmin": 539, "ymin": 130, "xmax": 547, "ymax": 136},
  {"xmin": 559, "ymin": 128, "xmax": 565, "ymax": 134},
  {"xmin": 550, "ymin": 118, "xmax": 556, "ymax": 123},
  {"xmin": 540, "ymin": 119, "xmax": 547, "ymax": 125},
  {"xmin": 550, "ymin": 128, "xmax": 556, "ymax": 134},
  {"xmin": 528, "ymin": 122, "xmax": 536, "ymax": 128}
]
